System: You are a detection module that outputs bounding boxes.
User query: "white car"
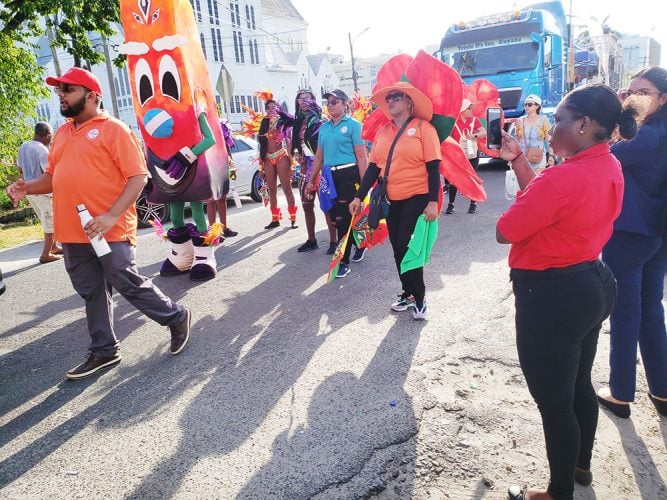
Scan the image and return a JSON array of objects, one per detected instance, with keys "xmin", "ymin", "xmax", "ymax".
[{"xmin": 136, "ymin": 136, "xmax": 262, "ymax": 228}]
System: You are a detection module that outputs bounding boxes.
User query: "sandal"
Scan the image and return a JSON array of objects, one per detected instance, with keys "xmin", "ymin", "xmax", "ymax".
[{"xmin": 39, "ymin": 254, "xmax": 62, "ymax": 264}]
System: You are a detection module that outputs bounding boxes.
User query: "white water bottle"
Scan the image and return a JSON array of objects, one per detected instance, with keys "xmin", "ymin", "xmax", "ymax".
[{"xmin": 77, "ymin": 204, "xmax": 111, "ymax": 257}]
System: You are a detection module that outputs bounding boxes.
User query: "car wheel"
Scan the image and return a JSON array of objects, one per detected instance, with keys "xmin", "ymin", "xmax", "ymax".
[
  {"xmin": 136, "ymin": 193, "xmax": 170, "ymax": 228},
  {"xmin": 250, "ymin": 171, "xmax": 262, "ymax": 202}
]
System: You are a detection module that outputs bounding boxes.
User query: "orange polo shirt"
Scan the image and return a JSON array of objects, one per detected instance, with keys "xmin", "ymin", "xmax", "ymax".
[
  {"xmin": 45, "ymin": 112, "xmax": 147, "ymax": 245},
  {"xmin": 369, "ymin": 118, "xmax": 441, "ymax": 201}
]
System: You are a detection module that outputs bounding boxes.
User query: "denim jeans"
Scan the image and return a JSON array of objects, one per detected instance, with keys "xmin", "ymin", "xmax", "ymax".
[
  {"xmin": 511, "ymin": 260, "xmax": 616, "ymax": 500},
  {"xmin": 328, "ymin": 166, "xmax": 360, "ymax": 263}
]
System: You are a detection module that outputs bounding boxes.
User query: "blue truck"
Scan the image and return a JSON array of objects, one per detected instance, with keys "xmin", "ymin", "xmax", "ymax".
[{"xmin": 434, "ymin": 1, "xmax": 569, "ymax": 118}]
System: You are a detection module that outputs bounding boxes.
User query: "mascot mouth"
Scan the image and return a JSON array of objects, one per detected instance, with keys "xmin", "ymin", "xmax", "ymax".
[{"xmin": 146, "ymin": 149, "xmax": 197, "ymax": 197}]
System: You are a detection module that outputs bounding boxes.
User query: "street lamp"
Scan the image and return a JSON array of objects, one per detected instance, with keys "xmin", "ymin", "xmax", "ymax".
[{"xmin": 348, "ymin": 27, "xmax": 370, "ymax": 93}]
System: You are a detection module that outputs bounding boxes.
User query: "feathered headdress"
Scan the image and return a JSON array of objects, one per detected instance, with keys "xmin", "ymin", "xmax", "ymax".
[
  {"xmin": 239, "ymin": 103, "xmax": 264, "ymax": 137},
  {"xmin": 351, "ymin": 92, "xmax": 372, "ymax": 124},
  {"xmin": 253, "ymin": 88, "xmax": 274, "ymax": 103}
]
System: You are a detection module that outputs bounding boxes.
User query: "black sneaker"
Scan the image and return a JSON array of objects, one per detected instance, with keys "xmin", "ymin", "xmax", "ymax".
[
  {"xmin": 265, "ymin": 220, "xmax": 280, "ymax": 229},
  {"xmin": 467, "ymin": 202, "xmax": 477, "ymax": 214},
  {"xmin": 351, "ymin": 246, "xmax": 367, "ymax": 262},
  {"xmin": 445, "ymin": 203, "xmax": 454, "ymax": 215},
  {"xmin": 0, "ymin": 268, "xmax": 5, "ymax": 296},
  {"xmin": 169, "ymin": 308, "xmax": 191, "ymax": 355},
  {"xmin": 223, "ymin": 228, "xmax": 238, "ymax": 237},
  {"xmin": 67, "ymin": 352, "xmax": 121, "ymax": 380},
  {"xmin": 327, "ymin": 241, "xmax": 338, "ymax": 255},
  {"xmin": 297, "ymin": 239, "xmax": 318, "ymax": 252}
]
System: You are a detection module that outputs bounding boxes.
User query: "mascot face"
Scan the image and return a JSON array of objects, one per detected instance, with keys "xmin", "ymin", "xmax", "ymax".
[{"xmin": 120, "ymin": 0, "xmax": 213, "ymax": 196}]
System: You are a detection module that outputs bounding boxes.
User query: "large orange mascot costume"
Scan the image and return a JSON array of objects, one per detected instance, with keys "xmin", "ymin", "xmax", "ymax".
[{"xmin": 119, "ymin": 0, "xmax": 227, "ymax": 281}]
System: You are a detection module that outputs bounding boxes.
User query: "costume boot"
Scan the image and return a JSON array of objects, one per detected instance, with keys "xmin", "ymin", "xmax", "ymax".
[
  {"xmin": 160, "ymin": 224, "xmax": 195, "ymax": 276},
  {"xmin": 265, "ymin": 207, "xmax": 281, "ymax": 229},
  {"xmin": 189, "ymin": 224, "xmax": 223, "ymax": 281},
  {"xmin": 287, "ymin": 205, "xmax": 298, "ymax": 229}
]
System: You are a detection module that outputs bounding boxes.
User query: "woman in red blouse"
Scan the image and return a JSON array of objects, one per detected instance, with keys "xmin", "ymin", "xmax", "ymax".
[{"xmin": 496, "ymin": 85, "xmax": 638, "ymax": 500}]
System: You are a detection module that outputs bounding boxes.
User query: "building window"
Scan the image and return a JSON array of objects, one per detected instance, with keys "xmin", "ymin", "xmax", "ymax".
[
  {"xmin": 245, "ymin": 4, "xmax": 251, "ymax": 29},
  {"xmin": 249, "ymin": 40, "xmax": 254, "ymax": 64},
  {"xmin": 211, "ymin": 27, "xmax": 223, "ymax": 62},
  {"xmin": 250, "ymin": 5, "xmax": 256, "ymax": 29},
  {"xmin": 238, "ymin": 31, "xmax": 245, "ymax": 63},
  {"xmin": 200, "ymin": 33, "xmax": 207, "ymax": 59},
  {"xmin": 230, "ymin": 2, "xmax": 239, "ymax": 27},
  {"xmin": 215, "ymin": 95, "xmax": 227, "ymax": 114},
  {"xmin": 253, "ymin": 96, "xmax": 260, "ymax": 110},
  {"xmin": 206, "ymin": 0, "xmax": 220, "ymax": 25},
  {"xmin": 233, "ymin": 31, "xmax": 240, "ymax": 62},
  {"xmin": 232, "ymin": 95, "xmax": 240, "ymax": 114},
  {"xmin": 240, "ymin": 95, "xmax": 247, "ymax": 109},
  {"xmin": 190, "ymin": 0, "xmax": 202, "ymax": 22},
  {"xmin": 253, "ymin": 39, "xmax": 259, "ymax": 64}
]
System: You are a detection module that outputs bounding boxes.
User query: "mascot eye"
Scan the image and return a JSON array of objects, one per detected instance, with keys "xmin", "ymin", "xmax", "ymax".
[
  {"xmin": 152, "ymin": 9, "xmax": 160, "ymax": 22},
  {"xmin": 159, "ymin": 55, "xmax": 181, "ymax": 102},
  {"xmin": 134, "ymin": 58, "xmax": 154, "ymax": 106}
]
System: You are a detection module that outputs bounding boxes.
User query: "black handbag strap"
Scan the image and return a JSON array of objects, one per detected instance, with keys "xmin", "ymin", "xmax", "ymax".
[{"xmin": 379, "ymin": 116, "xmax": 413, "ymax": 194}]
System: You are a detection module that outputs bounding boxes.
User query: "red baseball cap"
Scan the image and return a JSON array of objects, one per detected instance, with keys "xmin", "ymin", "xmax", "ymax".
[{"xmin": 46, "ymin": 67, "xmax": 103, "ymax": 96}]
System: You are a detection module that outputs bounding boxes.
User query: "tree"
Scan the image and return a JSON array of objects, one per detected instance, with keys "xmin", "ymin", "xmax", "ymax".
[
  {"xmin": 0, "ymin": 1, "xmax": 120, "ymax": 67},
  {"xmin": 0, "ymin": 33, "xmax": 49, "ymax": 189}
]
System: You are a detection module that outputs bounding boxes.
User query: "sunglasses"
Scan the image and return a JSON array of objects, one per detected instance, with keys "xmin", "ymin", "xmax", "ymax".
[
  {"xmin": 524, "ymin": 102, "xmax": 537, "ymax": 107},
  {"xmin": 327, "ymin": 98, "xmax": 342, "ymax": 106},
  {"xmin": 385, "ymin": 93, "xmax": 405, "ymax": 103},
  {"xmin": 618, "ymin": 88, "xmax": 663, "ymax": 100},
  {"xmin": 53, "ymin": 84, "xmax": 84, "ymax": 95}
]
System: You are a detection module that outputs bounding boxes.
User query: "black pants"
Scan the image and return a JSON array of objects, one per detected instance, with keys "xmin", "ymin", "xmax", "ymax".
[
  {"xmin": 446, "ymin": 157, "xmax": 479, "ymax": 204},
  {"xmin": 328, "ymin": 166, "xmax": 360, "ymax": 263},
  {"xmin": 387, "ymin": 194, "xmax": 429, "ymax": 305},
  {"xmin": 511, "ymin": 260, "xmax": 616, "ymax": 500}
]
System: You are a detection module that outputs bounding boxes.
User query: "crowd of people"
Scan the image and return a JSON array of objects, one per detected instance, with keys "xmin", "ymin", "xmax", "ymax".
[{"xmin": 4, "ymin": 64, "xmax": 667, "ymax": 500}]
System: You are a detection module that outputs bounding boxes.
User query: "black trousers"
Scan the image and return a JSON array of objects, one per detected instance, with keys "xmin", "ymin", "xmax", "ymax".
[
  {"xmin": 511, "ymin": 260, "xmax": 616, "ymax": 500},
  {"xmin": 387, "ymin": 194, "xmax": 429, "ymax": 304},
  {"xmin": 328, "ymin": 166, "xmax": 360, "ymax": 263}
]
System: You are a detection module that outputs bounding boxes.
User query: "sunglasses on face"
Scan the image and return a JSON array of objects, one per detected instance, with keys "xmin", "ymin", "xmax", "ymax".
[
  {"xmin": 619, "ymin": 88, "xmax": 663, "ymax": 100},
  {"xmin": 53, "ymin": 84, "xmax": 83, "ymax": 95},
  {"xmin": 524, "ymin": 102, "xmax": 537, "ymax": 107},
  {"xmin": 385, "ymin": 93, "xmax": 405, "ymax": 103},
  {"xmin": 327, "ymin": 99, "xmax": 342, "ymax": 106}
]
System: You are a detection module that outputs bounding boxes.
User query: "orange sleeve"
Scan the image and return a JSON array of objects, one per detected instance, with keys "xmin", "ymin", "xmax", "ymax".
[{"xmin": 421, "ymin": 121, "xmax": 442, "ymax": 162}]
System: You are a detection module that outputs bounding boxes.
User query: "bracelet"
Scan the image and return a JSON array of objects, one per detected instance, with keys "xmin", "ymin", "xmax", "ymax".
[{"xmin": 510, "ymin": 151, "xmax": 524, "ymax": 162}]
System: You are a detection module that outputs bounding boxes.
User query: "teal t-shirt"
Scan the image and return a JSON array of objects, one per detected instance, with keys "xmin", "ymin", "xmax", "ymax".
[{"xmin": 318, "ymin": 115, "xmax": 364, "ymax": 166}]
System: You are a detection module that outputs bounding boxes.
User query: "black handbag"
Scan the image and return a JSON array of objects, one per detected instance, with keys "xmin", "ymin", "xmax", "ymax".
[{"xmin": 368, "ymin": 117, "xmax": 413, "ymax": 229}]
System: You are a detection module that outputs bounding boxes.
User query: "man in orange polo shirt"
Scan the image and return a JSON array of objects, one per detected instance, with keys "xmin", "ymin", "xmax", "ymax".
[{"xmin": 7, "ymin": 67, "xmax": 191, "ymax": 380}]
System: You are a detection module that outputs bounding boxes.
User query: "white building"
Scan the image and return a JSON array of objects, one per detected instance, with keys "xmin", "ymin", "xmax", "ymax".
[
  {"xmin": 32, "ymin": 0, "xmax": 339, "ymax": 132},
  {"xmin": 327, "ymin": 53, "xmax": 402, "ymax": 97},
  {"xmin": 618, "ymin": 35, "xmax": 661, "ymax": 86}
]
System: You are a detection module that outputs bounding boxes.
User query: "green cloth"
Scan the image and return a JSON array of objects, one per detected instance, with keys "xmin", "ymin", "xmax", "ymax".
[{"xmin": 400, "ymin": 214, "xmax": 438, "ymax": 274}]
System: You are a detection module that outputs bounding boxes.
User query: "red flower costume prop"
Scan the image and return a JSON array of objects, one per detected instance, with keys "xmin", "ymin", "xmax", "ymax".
[
  {"xmin": 463, "ymin": 79, "xmax": 502, "ymax": 158},
  {"xmin": 119, "ymin": 0, "xmax": 227, "ymax": 281},
  {"xmin": 362, "ymin": 50, "xmax": 487, "ymax": 206}
]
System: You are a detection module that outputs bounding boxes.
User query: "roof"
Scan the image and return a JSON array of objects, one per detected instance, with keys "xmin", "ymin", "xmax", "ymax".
[{"xmin": 262, "ymin": 0, "xmax": 304, "ymax": 21}]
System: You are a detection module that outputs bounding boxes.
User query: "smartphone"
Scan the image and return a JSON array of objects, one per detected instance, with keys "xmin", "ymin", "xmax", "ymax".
[{"xmin": 486, "ymin": 107, "xmax": 503, "ymax": 149}]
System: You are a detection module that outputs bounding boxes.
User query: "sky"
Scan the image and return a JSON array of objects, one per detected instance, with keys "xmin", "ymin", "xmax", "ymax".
[{"xmin": 289, "ymin": 0, "xmax": 665, "ymax": 66}]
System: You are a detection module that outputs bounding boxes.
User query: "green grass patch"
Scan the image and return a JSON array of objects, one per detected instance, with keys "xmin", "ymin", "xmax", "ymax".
[{"xmin": 0, "ymin": 221, "xmax": 43, "ymax": 249}]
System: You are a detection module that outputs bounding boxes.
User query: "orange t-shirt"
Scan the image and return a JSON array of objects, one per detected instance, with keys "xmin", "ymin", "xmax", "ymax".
[
  {"xmin": 369, "ymin": 118, "xmax": 442, "ymax": 201},
  {"xmin": 45, "ymin": 112, "xmax": 147, "ymax": 245}
]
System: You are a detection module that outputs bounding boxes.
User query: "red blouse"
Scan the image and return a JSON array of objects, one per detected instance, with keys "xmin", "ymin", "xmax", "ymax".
[{"xmin": 497, "ymin": 142, "xmax": 624, "ymax": 270}]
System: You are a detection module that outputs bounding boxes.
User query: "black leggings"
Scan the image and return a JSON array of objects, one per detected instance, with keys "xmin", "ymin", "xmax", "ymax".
[
  {"xmin": 387, "ymin": 194, "xmax": 429, "ymax": 304},
  {"xmin": 328, "ymin": 166, "xmax": 360, "ymax": 263},
  {"xmin": 511, "ymin": 261, "xmax": 616, "ymax": 500},
  {"xmin": 446, "ymin": 157, "xmax": 479, "ymax": 204}
]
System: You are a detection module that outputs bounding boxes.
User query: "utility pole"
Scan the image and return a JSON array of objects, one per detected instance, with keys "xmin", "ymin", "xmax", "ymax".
[
  {"xmin": 46, "ymin": 20, "xmax": 62, "ymax": 76},
  {"xmin": 101, "ymin": 34, "xmax": 120, "ymax": 119},
  {"xmin": 348, "ymin": 32, "xmax": 359, "ymax": 93}
]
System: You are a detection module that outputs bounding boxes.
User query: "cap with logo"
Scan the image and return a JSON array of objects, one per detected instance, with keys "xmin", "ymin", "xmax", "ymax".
[{"xmin": 46, "ymin": 67, "xmax": 103, "ymax": 96}]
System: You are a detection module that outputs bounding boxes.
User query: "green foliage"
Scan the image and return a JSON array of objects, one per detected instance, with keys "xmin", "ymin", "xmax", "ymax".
[
  {"xmin": 0, "ymin": 33, "xmax": 48, "ymax": 189},
  {"xmin": 0, "ymin": 1, "xmax": 120, "ymax": 66}
]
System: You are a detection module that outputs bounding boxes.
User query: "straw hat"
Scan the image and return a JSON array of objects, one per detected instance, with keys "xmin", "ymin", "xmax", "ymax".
[{"xmin": 371, "ymin": 81, "xmax": 433, "ymax": 121}]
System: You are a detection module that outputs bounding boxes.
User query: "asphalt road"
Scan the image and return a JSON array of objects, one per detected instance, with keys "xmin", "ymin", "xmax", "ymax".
[{"xmin": 1, "ymin": 167, "xmax": 665, "ymax": 499}]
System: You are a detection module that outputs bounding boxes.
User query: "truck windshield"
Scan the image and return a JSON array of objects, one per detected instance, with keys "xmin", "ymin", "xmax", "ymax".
[
  {"xmin": 442, "ymin": 22, "xmax": 541, "ymax": 77},
  {"xmin": 450, "ymin": 43, "xmax": 538, "ymax": 77}
]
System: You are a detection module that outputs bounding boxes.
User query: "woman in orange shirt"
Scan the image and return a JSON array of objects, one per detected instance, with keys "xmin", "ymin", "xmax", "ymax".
[{"xmin": 350, "ymin": 82, "xmax": 441, "ymax": 320}]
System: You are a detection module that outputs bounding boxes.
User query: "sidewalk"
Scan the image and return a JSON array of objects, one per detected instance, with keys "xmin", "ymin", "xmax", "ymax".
[{"xmin": 0, "ymin": 240, "xmax": 44, "ymax": 275}]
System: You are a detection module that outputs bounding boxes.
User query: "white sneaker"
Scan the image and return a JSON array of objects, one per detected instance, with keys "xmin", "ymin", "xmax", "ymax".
[{"xmin": 412, "ymin": 303, "xmax": 428, "ymax": 320}]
